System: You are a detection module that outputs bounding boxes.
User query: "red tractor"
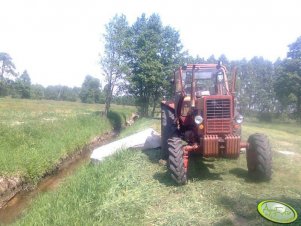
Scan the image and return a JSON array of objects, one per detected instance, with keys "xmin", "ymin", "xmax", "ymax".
[{"xmin": 161, "ymin": 63, "xmax": 272, "ymax": 184}]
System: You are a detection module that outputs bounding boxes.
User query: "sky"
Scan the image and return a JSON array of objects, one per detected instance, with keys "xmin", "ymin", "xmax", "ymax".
[{"xmin": 1, "ymin": 0, "xmax": 301, "ymax": 87}]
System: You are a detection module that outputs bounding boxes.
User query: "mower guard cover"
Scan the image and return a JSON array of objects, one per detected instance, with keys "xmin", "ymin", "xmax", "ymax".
[{"xmin": 90, "ymin": 128, "xmax": 161, "ymax": 163}]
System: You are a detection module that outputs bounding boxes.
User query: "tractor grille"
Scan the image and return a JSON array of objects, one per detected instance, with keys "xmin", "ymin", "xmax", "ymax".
[{"xmin": 205, "ymin": 99, "xmax": 231, "ymax": 133}]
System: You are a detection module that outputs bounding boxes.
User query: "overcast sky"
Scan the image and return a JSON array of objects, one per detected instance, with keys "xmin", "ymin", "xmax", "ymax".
[{"xmin": 1, "ymin": 0, "xmax": 300, "ymax": 87}]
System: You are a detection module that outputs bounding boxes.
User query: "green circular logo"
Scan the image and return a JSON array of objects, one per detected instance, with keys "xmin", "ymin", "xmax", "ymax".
[{"xmin": 258, "ymin": 200, "xmax": 298, "ymax": 224}]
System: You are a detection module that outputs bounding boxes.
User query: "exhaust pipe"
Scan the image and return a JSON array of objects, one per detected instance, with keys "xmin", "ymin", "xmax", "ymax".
[{"xmin": 191, "ymin": 65, "xmax": 196, "ymax": 108}]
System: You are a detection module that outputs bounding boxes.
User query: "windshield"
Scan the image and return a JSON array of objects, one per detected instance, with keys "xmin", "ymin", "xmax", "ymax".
[{"xmin": 182, "ymin": 69, "xmax": 216, "ymax": 95}]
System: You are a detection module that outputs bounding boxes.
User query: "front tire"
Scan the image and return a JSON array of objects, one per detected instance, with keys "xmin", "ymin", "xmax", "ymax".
[
  {"xmin": 161, "ymin": 105, "xmax": 176, "ymax": 159},
  {"xmin": 168, "ymin": 136, "xmax": 187, "ymax": 185},
  {"xmin": 246, "ymin": 133, "xmax": 272, "ymax": 180}
]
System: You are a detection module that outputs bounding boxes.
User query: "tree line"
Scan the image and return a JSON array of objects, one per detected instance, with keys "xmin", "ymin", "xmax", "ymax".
[
  {"xmin": 1, "ymin": 13, "xmax": 300, "ymax": 121},
  {"xmin": 101, "ymin": 14, "xmax": 301, "ymax": 120},
  {"xmin": 0, "ymin": 57, "xmax": 79, "ymax": 102},
  {"xmin": 0, "ymin": 53, "xmax": 135, "ymax": 105}
]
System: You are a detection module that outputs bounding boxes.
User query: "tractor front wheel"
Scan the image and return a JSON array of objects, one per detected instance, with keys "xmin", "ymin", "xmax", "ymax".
[
  {"xmin": 246, "ymin": 133, "xmax": 272, "ymax": 181},
  {"xmin": 161, "ymin": 105, "xmax": 176, "ymax": 159},
  {"xmin": 168, "ymin": 136, "xmax": 187, "ymax": 185}
]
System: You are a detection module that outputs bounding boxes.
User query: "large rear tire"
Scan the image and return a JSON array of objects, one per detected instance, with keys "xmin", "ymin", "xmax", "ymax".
[
  {"xmin": 168, "ymin": 136, "xmax": 187, "ymax": 185},
  {"xmin": 161, "ymin": 105, "xmax": 176, "ymax": 159},
  {"xmin": 246, "ymin": 133, "xmax": 272, "ymax": 181}
]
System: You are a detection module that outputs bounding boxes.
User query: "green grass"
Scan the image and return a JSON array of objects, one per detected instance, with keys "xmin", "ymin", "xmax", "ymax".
[
  {"xmin": 0, "ymin": 98, "xmax": 135, "ymax": 183},
  {"xmin": 12, "ymin": 118, "xmax": 301, "ymax": 225},
  {"xmin": 243, "ymin": 121, "xmax": 301, "ymax": 155}
]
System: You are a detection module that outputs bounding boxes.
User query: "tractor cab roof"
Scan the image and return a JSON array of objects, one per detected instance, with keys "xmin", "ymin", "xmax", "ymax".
[{"xmin": 181, "ymin": 63, "xmax": 227, "ymax": 71}]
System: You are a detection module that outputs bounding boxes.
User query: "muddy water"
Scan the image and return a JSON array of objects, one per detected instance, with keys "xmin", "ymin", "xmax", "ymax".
[{"xmin": 0, "ymin": 132, "xmax": 116, "ymax": 225}]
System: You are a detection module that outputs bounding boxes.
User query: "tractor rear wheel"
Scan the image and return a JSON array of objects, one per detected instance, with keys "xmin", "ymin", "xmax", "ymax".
[
  {"xmin": 168, "ymin": 136, "xmax": 187, "ymax": 185},
  {"xmin": 246, "ymin": 133, "xmax": 272, "ymax": 180},
  {"xmin": 161, "ymin": 105, "xmax": 176, "ymax": 159}
]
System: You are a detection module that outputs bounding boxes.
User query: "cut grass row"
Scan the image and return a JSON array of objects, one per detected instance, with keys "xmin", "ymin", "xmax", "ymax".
[
  {"xmin": 13, "ymin": 118, "xmax": 301, "ymax": 225},
  {"xmin": 0, "ymin": 98, "xmax": 135, "ymax": 183}
]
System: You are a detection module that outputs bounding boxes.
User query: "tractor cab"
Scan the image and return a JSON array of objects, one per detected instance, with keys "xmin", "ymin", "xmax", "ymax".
[{"xmin": 176, "ymin": 63, "xmax": 230, "ymax": 96}]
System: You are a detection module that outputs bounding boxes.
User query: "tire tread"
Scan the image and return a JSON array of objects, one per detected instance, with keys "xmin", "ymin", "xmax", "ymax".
[
  {"xmin": 247, "ymin": 133, "xmax": 272, "ymax": 180},
  {"xmin": 168, "ymin": 136, "xmax": 187, "ymax": 185}
]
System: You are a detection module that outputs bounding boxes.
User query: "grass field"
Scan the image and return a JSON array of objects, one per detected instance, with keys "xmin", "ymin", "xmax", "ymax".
[
  {"xmin": 12, "ymin": 118, "xmax": 301, "ymax": 225},
  {"xmin": 0, "ymin": 98, "xmax": 135, "ymax": 183}
]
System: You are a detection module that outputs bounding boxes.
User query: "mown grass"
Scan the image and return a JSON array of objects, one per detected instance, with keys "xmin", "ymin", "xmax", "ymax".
[
  {"xmin": 243, "ymin": 120, "xmax": 301, "ymax": 154},
  {"xmin": 0, "ymin": 98, "xmax": 135, "ymax": 183},
  {"xmin": 13, "ymin": 118, "xmax": 301, "ymax": 225}
]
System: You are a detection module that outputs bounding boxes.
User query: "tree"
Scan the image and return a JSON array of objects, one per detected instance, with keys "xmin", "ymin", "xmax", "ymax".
[
  {"xmin": 0, "ymin": 52, "xmax": 17, "ymax": 96},
  {"xmin": 56, "ymin": 86, "xmax": 77, "ymax": 102},
  {"xmin": 112, "ymin": 95, "xmax": 136, "ymax": 106},
  {"xmin": 287, "ymin": 36, "xmax": 301, "ymax": 59},
  {"xmin": 45, "ymin": 85, "xmax": 61, "ymax": 100},
  {"xmin": 236, "ymin": 57, "xmax": 276, "ymax": 119},
  {"xmin": 101, "ymin": 14, "xmax": 130, "ymax": 115},
  {"xmin": 35, "ymin": 85, "xmax": 79, "ymax": 101},
  {"xmin": 14, "ymin": 70, "xmax": 31, "ymax": 98},
  {"xmin": 206, "ymin": 55, "xmax": 217, "ymax": 63},
  {"xmin": 79, "ymin": 75, "xmax": 101, "ymax": 103},
  {"xmin": 72, "ymin": 87, "xmax": 81, "ymax": 101},
  {"xmin": 126, "ymin": 14, "xmax": 184, "ymax": 116},
  {"xmin": 274, "ymin": 36, "xmax": 301, "ymax": 119},
  {"xmin": 31, "ymin": 84, "xmax": 45, "ymax": 99},
  {"xmin": 0, "ymin": 52, "xmax": 16, "ymax": 80}
]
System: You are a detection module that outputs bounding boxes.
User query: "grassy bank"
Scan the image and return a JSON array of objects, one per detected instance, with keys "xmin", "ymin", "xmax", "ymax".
[
  {"xmin": 0, "ymin": 98, "xmax": 135, "ymax": 183},
  {"xmin": 12, "ymin": 118, "xmax": 301, "ymax": 225}
]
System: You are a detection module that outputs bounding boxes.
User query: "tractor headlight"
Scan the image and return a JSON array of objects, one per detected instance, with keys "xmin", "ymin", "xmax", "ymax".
[
  {"xmin": 194, "ymin": 115, "xmax": 203, "ymax": 125},
  {"xmin": 217, "ymin": 73, "xmax": 223, "ymax": 82},
  {"xmin": 235, "ymin": 114, "xmax": 244, "ymax": 124}
]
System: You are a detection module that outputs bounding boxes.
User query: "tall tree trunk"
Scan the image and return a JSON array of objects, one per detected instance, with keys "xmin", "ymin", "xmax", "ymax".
[
  {"xmin": 151, "ymin": 99, "xmax": 157, "ymax": 117},
  {"xmin": 143, "ymin": 100, "xmax": 148, "ymax": 117},
  {"xmin": 104, "ymin": 75, "xmax": 112, "ymax": 116},
  {"xmin": 0, "ymin": 62, "xmax": 5, "ymax": 81},
  {"xmin": 104, "ymin": 92, "xmax": 111, "ymax": 116},
  {"xmin": 142, "ymin": 96, "xmax": 149, "ymax": 117},
  {"xmin": 146, "ymin": 96, "xmax": 150, "ymax": 117},
  {"xmin": 105, "ymin": 99, "xmax": 110, "ymax": 116},
  {"xmin": 297, "ymin": 96, "xmax": 301, "ymax": 120}
]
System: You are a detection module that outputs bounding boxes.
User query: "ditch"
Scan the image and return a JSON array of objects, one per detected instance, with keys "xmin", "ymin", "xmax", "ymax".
[{"xmin": 0, "ymin": 131, "xmax": 117, "ymax": 225}]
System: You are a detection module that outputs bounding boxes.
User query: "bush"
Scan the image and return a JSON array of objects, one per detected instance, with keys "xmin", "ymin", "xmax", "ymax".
[{"xmin": 257, "ymin": 112, "xmax": 273, "ymax": 122}]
